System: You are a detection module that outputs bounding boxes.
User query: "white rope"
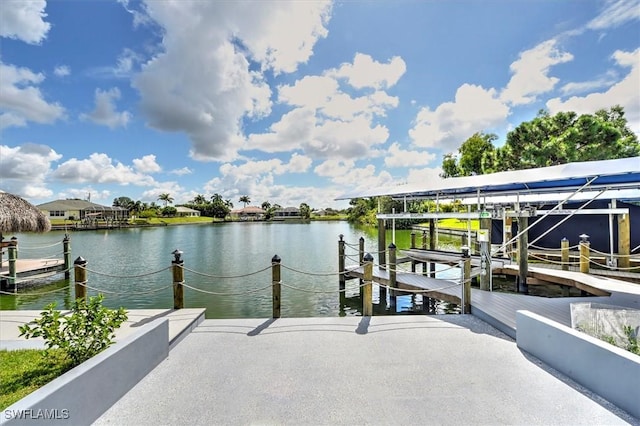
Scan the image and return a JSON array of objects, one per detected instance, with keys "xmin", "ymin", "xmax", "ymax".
[
  {"xmin": 82, "ymin": 265, "xmax": 172, "ymax": 279},
  {"xmin": 182, "ymin": 264, "xmax": 272, "ymax": 279},
  {"xmin": 181, "ymin": 282, "xmax": 272, "ymax": 296}
]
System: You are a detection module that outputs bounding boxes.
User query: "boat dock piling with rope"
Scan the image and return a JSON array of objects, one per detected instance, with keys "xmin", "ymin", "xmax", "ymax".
[{"xmin": 0, "ymin": 235, "xmax": 71, "ymax": 291}]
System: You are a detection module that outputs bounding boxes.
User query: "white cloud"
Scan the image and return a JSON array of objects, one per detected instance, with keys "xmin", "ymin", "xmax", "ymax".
[
  {"xmin": 0, "ymin": 0, "xmax": 50, "ymax": 44},
  {"xmin": 559, "ymin": 76, "xmax": 617, "ymax": 96},
  {"xmin": 409, "ymin": 84, "xmax": 509, "ymax": 151},
  {"xmin": 287, "ymin": 153, "xmax": 313, "ymax": 173},
  {"xmin": 132, "ymin": 1, "xmax": 331, "ymax": 162},
  {"xmin": 248, "ymin": 54, "xmax": 402, "ymax": 160},
  {"xmin": 328, "ymin": 53, "xmax": 406, "ymax": 89},
  {"xmin": 133, "ymin": 154, "xmax": 162, "ymax": 173},
  {"xmin": 587, "ymin": 0, "xmax": 640, "ymax": 30},
  {"xmin": 81, "ymin": 87, "xmax": 132, "ymax": 129},
  {"xmin": 406, "ymin": 167, "xmax": 444, "ymax": 185},
  {"xmin": 0, "ymin": 62, "xmax": 65, "ymax": 129},
  {"xmin": 141, "ymin": 182, "xmax": 186, "ymax": 204},
  {"xmin": 314, "ymin": 159, "xmax": 355, "ymax": 178},
  {"xmin": 501, "ymin": 39, "xmax": 573, "ymax": 106},
  {"xmin": 0, "ymin": 143, "xmax": 61, "ymax": 198},
  {"xmin": 54, "ymin": 65, "xmax": 70, "ymax": 77},
  {"xmin": 51, "ymin": 153, "xmax": 156, "ymax": 186},
  {"xmin": 169, "ymin": 167, "xmax": 193, "ymax": 176},
  {"xmin": 58, "ymin": 188, "xmax": 111, "ymax": 203},
  {"xmin": 546, "ymin": 48, "xmax": 640, "ymax": 134},
  {"xmin": 384, "ymin": 143, "xmax": 436, "ymax": 168}
]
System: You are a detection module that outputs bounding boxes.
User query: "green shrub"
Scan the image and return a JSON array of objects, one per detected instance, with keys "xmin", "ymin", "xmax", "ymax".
[{"xmin": 19, "ymin": 295, "xmax": 128, "ymax": 366}]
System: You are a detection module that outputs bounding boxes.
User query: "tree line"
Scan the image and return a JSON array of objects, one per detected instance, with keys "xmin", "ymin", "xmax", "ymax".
[
  {"xmin": 441, "ymin": 105, "xmax": 638, "ymax": 177},
  {"xmin": 347, "ymin": 106, "xmax": 639, "ymax": 226},
  {"xmin": 113, "ymin": 193, "xmax": 341, "ymax": 220}
]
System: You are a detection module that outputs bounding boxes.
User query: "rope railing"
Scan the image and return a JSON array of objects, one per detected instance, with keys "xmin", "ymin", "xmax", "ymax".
[
  {"xmin": 586, "ymin": 246, "xmax": 640, "ymax": 259},
  {"xmin": 76, "ymin": 281, "xmax": 174, "ymax": 296},
  {"xmin": 529, "ymin": 243, "xmax": 580, "ymax": 251},
  {"xmin": 14, "ymin": 241, "xmax": 63, "ymax": 250},
  {"xmin": 529, "ymin": 253, "xmax": 580, "ymax": 265},
  {"xmin": 181, "ymin": 282, "xmax": 272, "ymax": 296},
  {"xmin": 81, "ymin": 265, "xmax": 172, "ymax": 279},
  {"xmin": 181, "ymin": 264, "xmax": 272, "ymax": 279}
]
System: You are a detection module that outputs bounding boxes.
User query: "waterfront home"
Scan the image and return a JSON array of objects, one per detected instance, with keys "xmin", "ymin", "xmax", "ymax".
[
  {"xmin": 38, "ymin": 199, "xmax": 129, "ymax": 222},
  {"xmin": 175, "ymin": 206, "xmax": 201, "ymax": 217},
  {"xmin": 230, "ymin": 206, "xmax": 266, "ymax": 221}
]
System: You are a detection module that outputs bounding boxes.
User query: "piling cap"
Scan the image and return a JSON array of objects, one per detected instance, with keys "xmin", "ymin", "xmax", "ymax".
[
  {"xmin": 579, "ymin": 234, "xmax": 589, "ymax": 242},
  {"xmin": 272, "ymin": 254, "xmax": 281, "ymax": 263},
  {"xmin": 461, "ymin": 246, "xmax": 470, "ymax": 258},
  {"xmin": 74, "ymin": 256, "xmax": 87, "ymax": 265},
  {"xmin": 363, "ymin": 252, "xmax": 374, "ymax": 262},
  {"xmin": 172, "ymin": 249, "xmax": 183, "ymax": 262}
]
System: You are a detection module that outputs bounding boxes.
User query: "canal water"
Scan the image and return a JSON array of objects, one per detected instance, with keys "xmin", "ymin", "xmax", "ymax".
[{"xmin": 0, "ymin": 222, "xmax": 464, "ymax": 318}]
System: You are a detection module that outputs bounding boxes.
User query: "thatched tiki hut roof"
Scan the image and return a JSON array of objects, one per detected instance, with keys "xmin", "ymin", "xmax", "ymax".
[{"xmin": 0, "ymin": 192, "xmax": 51, "ymax": 236}]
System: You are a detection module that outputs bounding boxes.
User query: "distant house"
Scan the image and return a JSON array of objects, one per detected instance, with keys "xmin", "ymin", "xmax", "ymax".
[
  {"xmin": 230, "ymin": 206, "xmax": 266, "ymax": 220},
  {"xmin": 175, "ymin": 206, "xmax": 201, "ymax": 217},
  {"xmin": 38, "ymin": 199, "xmax": 129, "ymax": 221},
  {"xmin": 274, "ymin": 207, "xmax": 301, "ymax": 219}
]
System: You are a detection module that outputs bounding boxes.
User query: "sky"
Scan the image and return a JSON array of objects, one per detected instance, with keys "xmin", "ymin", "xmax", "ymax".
[{"xmin": 1, "ymin": 0, "xmax": 639, "ymax": 210}]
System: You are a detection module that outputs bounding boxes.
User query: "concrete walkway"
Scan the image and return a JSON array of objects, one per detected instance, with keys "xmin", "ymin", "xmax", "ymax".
[{"xmin": 95, "ymin": 315, "xmax": 637, "ymax": 425}]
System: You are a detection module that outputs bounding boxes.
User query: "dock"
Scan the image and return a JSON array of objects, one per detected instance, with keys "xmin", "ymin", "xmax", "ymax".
[
  {"xmin": 344, "ymin": 260, "xmax": 640, "ymax": 339},
  {"xmin": 0, "ymin": 258, "xmax": 66, "ymax": 283}
]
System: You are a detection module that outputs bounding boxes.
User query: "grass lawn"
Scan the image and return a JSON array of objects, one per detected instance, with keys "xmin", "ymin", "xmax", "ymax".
[
  {"xmin": 144, "ymin": 216, "xmax": 218, "ymax": 225},
  {"xmin": 435, "ymin": 218, "xmax": 480, "ymax": 230},
  {"xmin": 0, "ymin": 349, "xmax": 74, "ymax": 410}
]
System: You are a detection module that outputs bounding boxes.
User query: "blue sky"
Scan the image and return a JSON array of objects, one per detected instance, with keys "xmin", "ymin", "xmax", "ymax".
[{"xmin": 1, "ymin": 0, "xmax": 638, "ymax": 209}]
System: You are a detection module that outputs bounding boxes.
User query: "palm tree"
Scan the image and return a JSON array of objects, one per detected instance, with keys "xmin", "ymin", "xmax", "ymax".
[
  {"xmin": 239, "ymin": 195, "xmax": 251, "ymax": 208},
  {"xmin": 193, "ymin": 194, "xmax": 207, "ymax": 205},
  {"xmin": 261, "ymin": 201, "xmax": 271, "ymax": 211},
  {"xmin": 158, "ymin": 193, "xmax": 173, "ymax": 207}
]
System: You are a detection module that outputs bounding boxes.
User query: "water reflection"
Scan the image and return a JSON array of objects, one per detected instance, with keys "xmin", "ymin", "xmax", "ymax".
[{"xmin": 1, "ymin": 223, "xmax": 464, "ymax": 318}]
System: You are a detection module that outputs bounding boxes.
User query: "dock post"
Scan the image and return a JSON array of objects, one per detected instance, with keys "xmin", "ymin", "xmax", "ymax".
[
  {"xmin": 73, "ymin": 256, "xmax": 87, "ymax": 302},
  {"xmin": 579, "ymin": 234, "xmax": 590, "ymax": 274},
  {"xmin": 7, "ymin": 238, "xmax": 18, "ymax": 292},
  {"xmin": 561, "ymin": 237, "xmax": 569, "ymax": 271},
  {"xmin": 429, "ymin": 220, "xmax": 436, "ymax": 278},
  {"xmin": 461, "ymin": 247, "xmax": 471, "ymax": 314},
  {"xmin": 389, "ymin": 243, "xmax": 397, "ymax": 311},
  {"xmin": 517, "ymin": 216, "xmax": 529, "ymax": 294},
  {"xmin": 410, "ymin": 232, "xmax": 416, "ymax": 273},
  {"xmin": 171, "ymin": 249, "xmax": 184, "ymax": 309},
  {"xmin": 378, "ymin": 219, "xmax": 386, "ymax": 268},
  {"xmin": 618, "ymin": 213, "xmax": 630, "ymax": 269},
  {"xmin": 338, "ymin": 235, "xmax": 345, "ymax": 291},
  {"xmin": 272, "ymin": 254, "xmax": 281, "ymax": 319},
  {"xmin": 363, "ymin": 253, "xmax": 373, "ymax": 316},
  {"xmin": 63, "ymin": 234, "xmax": 71, "ymax": 279},
  {"xmin": 421, "ymin": 230, "xmax": 428, "ymax": 275}
]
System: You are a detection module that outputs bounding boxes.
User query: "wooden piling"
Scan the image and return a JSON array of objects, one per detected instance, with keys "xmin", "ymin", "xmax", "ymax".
[
  {"xmin": 410, "ymin": 232, "xmax": 416, "ymax": 273},
  {"xmin": 378, "ymin": 219, "xmax": 386, "ymax": 267},
  {"xmin": 429, "ymin": 219, "xmax": 436, "ymax": 278},
  {"xmin": 422, "ymin": 230, "xmax": 428, "ymax": 275},
  {"xmin": 579, "ymin": 238, "xmax": 590, "ymax": 274},
  {"xmin": 461, "ymin": 247, "xmax": 471, "ymax": 314},
  {"xmin": 517, "ymin": 216, "xmax": 528, "ymax": 294},
  {"xmin": 63, "ymin": 235, "xmax": 71, "ymax": 279},
  {"xmin": 338, "ymin": 235, "xmax": 345, "ymax": 291},
  {"xmin": 618, "ymin": 213, "xmax": 630, "ymax": 269},
  {"xmin": 74, "ymin": 256, "xmax": 87, "ymax": 302},
  {"xmin": 172, "ymin": 249, "xmax": 184, "ymax": 309},
  {"xmin": 272, "ymin": 254, "xmax": 281, "ymax": 319},
  {"xmin": 561, "ymin": 237, "xmax": 569, "ymax": 271},
  {"xmin": 363, "ymin": 253, "xmax": 373, "ymax": 316},
  {"xmin": 389, "ymin": 243, "xmax": 397, "ymax": 310},
  {"xmin": 7, "ymin": 239, "xmax": 17, "ymax": 292}
]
